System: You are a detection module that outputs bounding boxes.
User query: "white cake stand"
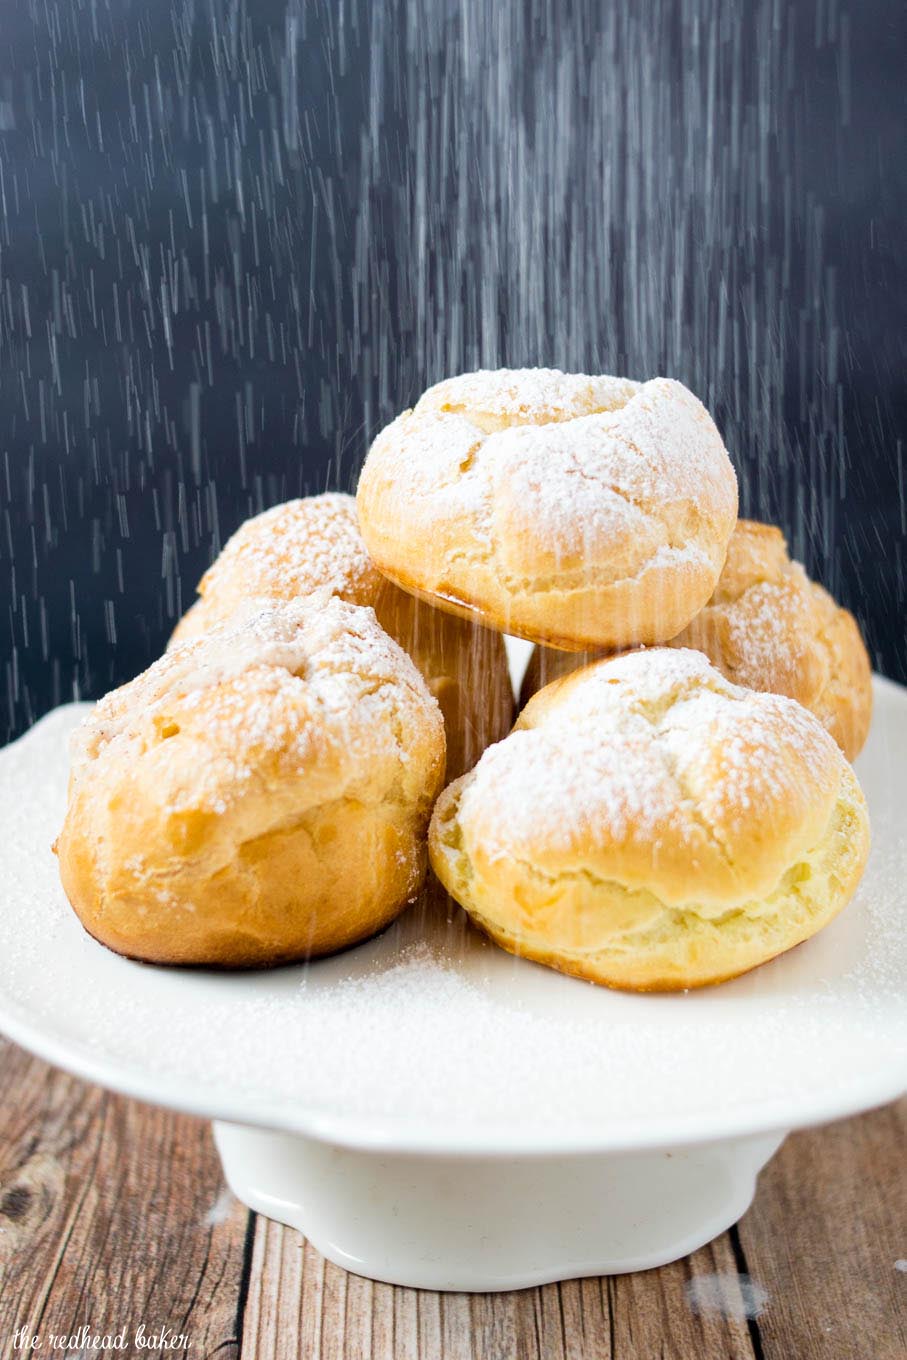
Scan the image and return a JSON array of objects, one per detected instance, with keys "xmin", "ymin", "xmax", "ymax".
[{"xmin": 0, "ymin": 678, "xmax": 904, "ymax": 1292}]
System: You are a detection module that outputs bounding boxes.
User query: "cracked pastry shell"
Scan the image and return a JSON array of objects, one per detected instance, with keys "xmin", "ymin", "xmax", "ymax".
[
  {"xmin": 430, "ymin": 648, "xmax": 870, "ymax": 992},
  {"xmin": 356, "ymin": 369, "xmax": 738, "ymax": 650},
  {"xmin": 56, "ymin": 595, "xmax": 446, "ymax": 966}
]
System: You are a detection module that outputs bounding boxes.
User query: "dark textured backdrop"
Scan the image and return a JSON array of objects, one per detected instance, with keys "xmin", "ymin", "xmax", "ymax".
[{"xmin": 1, "ymin": 0, "xmax": 904, "ymax": 742}]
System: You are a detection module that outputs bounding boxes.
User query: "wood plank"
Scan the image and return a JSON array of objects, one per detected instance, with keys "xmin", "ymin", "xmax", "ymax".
[
  {"xmin": 240, "ymin": 1218, "xmax": 759, "ymax": 1359},
  {"xmin": 607, "ymin": 1233, "xmax": 758, "ymax": 1360},
  {"xmin": 737, "ymin": 1098, "xmax": 907, "ymax": 1360},
  {"xmin": 0, "ymin": 1037, "xmax": 250, "ymax": 1359}
]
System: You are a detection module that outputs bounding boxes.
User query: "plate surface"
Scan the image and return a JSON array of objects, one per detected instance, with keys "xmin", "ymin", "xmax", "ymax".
[{"xmin": 0, "ymin": 680, "xmax": 905, "ymax": 1155}]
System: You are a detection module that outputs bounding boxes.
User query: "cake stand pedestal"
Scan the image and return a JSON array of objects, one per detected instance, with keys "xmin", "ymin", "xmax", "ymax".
[{"xmin": 213, "ymin": 1121, "xmax": 785, "ymax": 1291}]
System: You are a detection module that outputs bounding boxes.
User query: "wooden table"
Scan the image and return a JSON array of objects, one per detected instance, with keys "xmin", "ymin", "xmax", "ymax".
[{"xmin": 0, "ymin": 1038, "xmax": 903, "ymax": 1359}]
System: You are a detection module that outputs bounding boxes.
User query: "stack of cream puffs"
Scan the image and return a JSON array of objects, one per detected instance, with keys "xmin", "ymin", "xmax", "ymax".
[{"xmin": 56, "ymin": 369, "xmax": 872, "ymax": 989}]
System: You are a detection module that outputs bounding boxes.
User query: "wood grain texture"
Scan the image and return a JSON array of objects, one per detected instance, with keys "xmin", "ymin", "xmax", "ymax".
[
  {"xmin": 1, "ymin": 1034, "xmax": 905, "ymax": 1360},
  {"xmin": 0, "ymin": 1038, "xmax": 250, "ymax": 1360},
  {"xmin": 738, "ymin": 1099, "xmax": 907, "ymax": 1360},
  {"xmin": 239, "ymin": 1219, "xmax": 760, "ymax": 1360}
]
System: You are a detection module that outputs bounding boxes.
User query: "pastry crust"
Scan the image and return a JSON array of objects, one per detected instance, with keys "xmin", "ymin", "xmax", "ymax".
[
  {"xmin": 171, "ymin": 493, "xmax": 513, "ymax": 779},
  {"xmin": 521, "ymin": 520, "xmax": 873, "ymax": 760},
  {"xmin": 57, "ymin": 595, "xmax": 446, "ymax": 966},
  {"xmin": 357, "ymin": 370, "xmax": 738, "ymax": 649},
  {"xmin": 430, "ymin": 648, "xmax": 870, "ymax": 992}
]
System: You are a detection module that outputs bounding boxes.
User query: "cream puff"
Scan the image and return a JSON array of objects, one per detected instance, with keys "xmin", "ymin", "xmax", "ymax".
[
  {"xmin": 430, "ymin": 648, "xmax": 869, "ymax": 991},
  {"xmin": 57, "ymin": 595, "xmax": 446, "ymax": 966},
  {"xmin": 357, "ymin": 369, "xmax": 738, "ymax": 650}
]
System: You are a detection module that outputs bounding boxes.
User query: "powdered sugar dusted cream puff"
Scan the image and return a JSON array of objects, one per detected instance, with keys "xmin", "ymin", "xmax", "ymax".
[
  {"xmin": 57, "ymin": 595, "xmax": 446, "ymax": 966},
  {"xmin": 171, "ymin": 493, "xmax": 513, "ymax": 779},
  {"xmin": 357, "ymin": 370, "xmax": 738, "ymax": 650},
  {"xmin": 521, "ymin": 520, "xmax": 873, "ymax": 760},
  {"xmin": 430, "ymin": 648, "xmax": 869, "ymax": 992}
]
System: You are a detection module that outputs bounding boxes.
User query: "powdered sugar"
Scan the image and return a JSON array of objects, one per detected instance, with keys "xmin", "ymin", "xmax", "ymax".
[
  {"xmin": 467, "ymin": 725, "xmax": 684, "ymax": 853},
  {"xmin": 460, "ymin": 649, "xmax": 842, "ymax": 873},
  {"xmin": 71, "ymin": 593, "xmax": 443, "ymax": 814},
  {"xmin": 720, "ymin": 581, "xmax": 802, "ymax": 682},
  {"xmin": 418, "ymin": 368, "xmax": 642, "ymax": 427},
  {"xmin": 685, "ymin": 1273, "xmax": 769, "ymax": 1320},
  {"xmin": 197, "ymin": 492, "xmax": 381, "ymax": 606}
]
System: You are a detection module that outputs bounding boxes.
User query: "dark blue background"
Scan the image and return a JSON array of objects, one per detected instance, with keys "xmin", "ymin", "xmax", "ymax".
[{"xmin": 1, "ymin": 0, "xmax": 904, "ymax": 742}]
